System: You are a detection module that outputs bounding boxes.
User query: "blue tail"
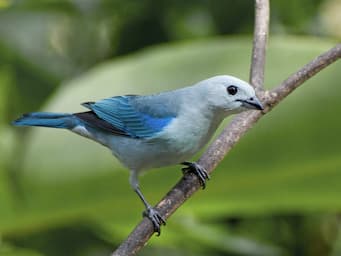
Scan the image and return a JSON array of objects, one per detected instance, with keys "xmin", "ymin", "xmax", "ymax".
[{"xmin": 12, "ymin": 112, "xmax": 78, "ymax": 129}]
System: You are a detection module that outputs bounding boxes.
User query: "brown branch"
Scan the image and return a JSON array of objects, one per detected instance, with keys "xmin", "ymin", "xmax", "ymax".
[
  {"xmin": 112, "ymin": 43, "xmax": 341, "ymax": 256},
  {"xmin": 111, "ymin": 4, "xmax": 341, "ymax": 256},
  {"xmin": 250, "ymin": 0, "xmax": 269, "ymax": 90}
]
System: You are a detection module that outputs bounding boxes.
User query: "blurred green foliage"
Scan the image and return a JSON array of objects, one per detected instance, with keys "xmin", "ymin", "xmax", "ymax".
[
  {"xmin": 1, "ymin": 1, "xmax": 341, "ymax": 256},
  {"xmin": 1, "ymin": 37, "xmax": 341, "ymax": 256},
  {"xmin": 0, "ymin": 0, "xmax": 330, "ymax": 119}
]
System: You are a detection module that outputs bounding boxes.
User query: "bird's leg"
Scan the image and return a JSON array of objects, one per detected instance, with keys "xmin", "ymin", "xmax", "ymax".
[
  {"xmin": 181, "ymin": 161, "xmax": 210, "ymax": 189},
  {"xmin": 129, "ymin": 171, "xmax": 166, "ymax": 235}
]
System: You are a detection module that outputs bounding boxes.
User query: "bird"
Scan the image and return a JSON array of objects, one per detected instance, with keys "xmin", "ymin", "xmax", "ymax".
[{"xmin": 13, "ymin": 75, "xmax": 263, "ymax": 235}]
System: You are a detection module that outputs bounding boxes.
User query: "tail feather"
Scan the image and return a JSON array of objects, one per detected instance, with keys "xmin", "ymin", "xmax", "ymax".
[{"xmin": 12, "ymin": 112, "xmax": 78, "ymax": 129}]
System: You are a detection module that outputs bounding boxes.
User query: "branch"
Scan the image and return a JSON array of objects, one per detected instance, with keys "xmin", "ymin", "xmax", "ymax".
[
  {"xmin": 111, "ymin": 43, "xmax": 341, "ymax": 256},
  {"xmin": 111, "ymin": 6, "xmax": 341, "ymax": 256},
  {"xmin": 250, "ymin": 0, "xmax": 269, "ymax": 90}
]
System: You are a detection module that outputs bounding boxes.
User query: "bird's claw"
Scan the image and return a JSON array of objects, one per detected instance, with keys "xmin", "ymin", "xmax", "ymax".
[
  {"xmin": 143, "ymin": 206, "xmax": 166, "ymax": 236},
  {"xmin": 181, "ymin": 161, "xmax": 210, "ymax": 189}
]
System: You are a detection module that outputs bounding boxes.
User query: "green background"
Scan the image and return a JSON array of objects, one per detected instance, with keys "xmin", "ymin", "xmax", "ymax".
[{"xmin": 1, "ymin": 1, "xmax": 341, "ymax": 255}]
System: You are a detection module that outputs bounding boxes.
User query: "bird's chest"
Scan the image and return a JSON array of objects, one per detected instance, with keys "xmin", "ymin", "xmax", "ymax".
[{"xmin": 159, "ymin": 111, "xmax": 221, "ymax": 156}]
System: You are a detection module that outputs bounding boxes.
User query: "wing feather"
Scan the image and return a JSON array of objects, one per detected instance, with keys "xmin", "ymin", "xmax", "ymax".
[{"xmin": 79, "ymin": 95, "xmax": 175, "ymax": 138}]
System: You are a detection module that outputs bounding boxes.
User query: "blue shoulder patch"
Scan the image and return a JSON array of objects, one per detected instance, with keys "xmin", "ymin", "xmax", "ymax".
[
  {"xmin": 83, "ymin": 96, "xmax": 175, "ymax": 138},
  {"xmin": 141, "ymin": 114, "xmax": 173, "ymax": 132}
]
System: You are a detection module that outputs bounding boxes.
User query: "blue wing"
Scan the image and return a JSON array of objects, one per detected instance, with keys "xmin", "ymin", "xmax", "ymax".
[{"xmin": 81, "ymin": 96, "xmax": 175, "ymax": 138}]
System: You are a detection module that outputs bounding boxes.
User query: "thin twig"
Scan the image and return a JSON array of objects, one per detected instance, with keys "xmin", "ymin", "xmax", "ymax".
[{"xmin": 250, "ymin": 0, "xmax": 269, "ymax": 90}]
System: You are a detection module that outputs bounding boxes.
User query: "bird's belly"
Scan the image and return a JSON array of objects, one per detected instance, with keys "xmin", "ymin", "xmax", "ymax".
[
  {"xmin": 71, "ymin": 125, "xmax": 198, "ymax": 171},
  {"xmin": 107, "ymin": 135, "xmax": 197, "ymax": 171},
  {"xmin": 85, "ymin": 114, "xmax": 221, "ymax": 172}
]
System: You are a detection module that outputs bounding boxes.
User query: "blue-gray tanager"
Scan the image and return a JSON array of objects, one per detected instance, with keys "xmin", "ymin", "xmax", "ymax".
[{"xmin": 13, "ymin": 75, "xmax": 263, "ymax": 234}]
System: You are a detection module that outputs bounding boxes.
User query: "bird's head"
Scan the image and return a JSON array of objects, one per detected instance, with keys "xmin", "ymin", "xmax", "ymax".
[{"xmin": 199, "ymin": 75, "xmax": 264, "ymax": 114}]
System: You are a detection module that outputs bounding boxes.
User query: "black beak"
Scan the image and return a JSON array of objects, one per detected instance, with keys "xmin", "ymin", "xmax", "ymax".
[{"xmin": 237, "ymin": 97, "xmax": 264, "ymax": 110}]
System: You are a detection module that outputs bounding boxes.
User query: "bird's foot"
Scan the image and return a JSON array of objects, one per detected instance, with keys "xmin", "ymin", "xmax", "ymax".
[
  {"xmin": 143, "ymin": 206, "xmax": 166, "ymax": 236},
  {"xmin": 181, "ymin": 161, "xmax": 210, "ymax": 189}
]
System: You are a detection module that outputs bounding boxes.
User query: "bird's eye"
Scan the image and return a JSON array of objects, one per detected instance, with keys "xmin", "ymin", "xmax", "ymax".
[{"xmin": 227, "ymin": 85, "xmax": 238, "ymax": 95}]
